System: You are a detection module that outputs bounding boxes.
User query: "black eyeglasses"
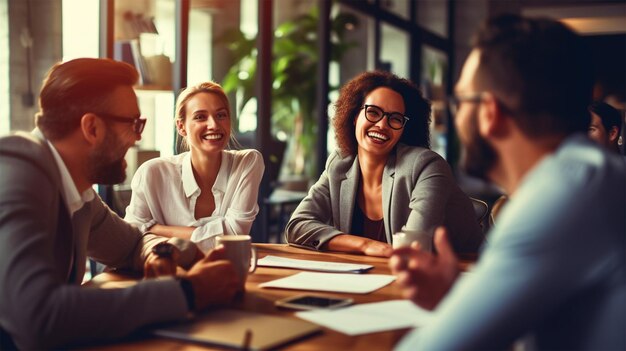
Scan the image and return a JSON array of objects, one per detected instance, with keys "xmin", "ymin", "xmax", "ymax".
[
  {"xmin": 448, "ymin": 93, "xmax": 485, "ymax": 117},
  {"xmin": 362, "ymin": 104, "xmax": 409, "ymax": 130},
  {"xmin": 96, "ymin": 112, "xmax": 147, "ymax": 134}
]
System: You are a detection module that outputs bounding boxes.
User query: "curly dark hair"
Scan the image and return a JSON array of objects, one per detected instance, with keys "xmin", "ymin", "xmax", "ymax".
[{"xmin": 332, "ymin": 71, "xmax": 431, "ymax": 156}]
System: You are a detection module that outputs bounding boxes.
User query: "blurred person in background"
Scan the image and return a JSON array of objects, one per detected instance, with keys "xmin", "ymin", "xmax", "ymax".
[{"xmin": 588, "ymin": 100, "xmax": 623, "ymax": 155}]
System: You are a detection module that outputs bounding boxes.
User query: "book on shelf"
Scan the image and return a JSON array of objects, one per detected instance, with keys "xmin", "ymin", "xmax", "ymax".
[
  {"xmin": 113, "ymin": 40, "xmax": 134, "ymax": 67},
  {"xmin": 129, "ymin": 39, "xmax": 152, "ymax": 85},
  {"xmin": 113, "ymin": 39, "xmax": 151, "ymax": 85}
]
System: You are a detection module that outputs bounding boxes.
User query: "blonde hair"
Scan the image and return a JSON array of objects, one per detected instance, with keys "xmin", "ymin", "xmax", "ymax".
[{"xmin": 174, "ymin": 81, "xmax": 239, "ymax": 151}]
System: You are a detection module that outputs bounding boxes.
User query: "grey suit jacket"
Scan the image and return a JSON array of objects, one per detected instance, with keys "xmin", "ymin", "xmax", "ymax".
[
  {"xmin": 0, "ymin": 132, "xmax": 192, "ymax": 349},
  {"xmin": 285, "ymin": 144, "xmax": 483, "ymax": 253}
]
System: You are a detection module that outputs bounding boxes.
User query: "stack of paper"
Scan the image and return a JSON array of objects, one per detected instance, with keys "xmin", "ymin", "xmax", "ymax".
[
  {"xmin": 259, "ymin": 272, "xmax": 395, "ymax": 294},
  {"xmin": 258, "ymin": 255, "xmax": 373, "ymax": 273},
  {"xmin": 295, "ymin": 300, "xmax": 432, "ymax": 335}
]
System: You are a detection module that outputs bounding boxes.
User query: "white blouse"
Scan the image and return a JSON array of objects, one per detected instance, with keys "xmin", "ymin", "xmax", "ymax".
[{"xmin": 124, "ymin": 149, "xmax": 265, "ymax": 252}]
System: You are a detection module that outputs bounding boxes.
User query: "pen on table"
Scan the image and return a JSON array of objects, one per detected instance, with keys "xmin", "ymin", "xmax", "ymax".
[{"xmin": 242, "ymin": 328, "xmax": 252, "ymax": 350}]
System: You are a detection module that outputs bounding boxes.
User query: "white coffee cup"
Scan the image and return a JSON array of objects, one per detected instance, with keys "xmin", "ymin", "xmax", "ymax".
[
  {"xmin": 392, "ymin": 226, "xmax": 430, "ymax": 250},
  {"xmin": 215, "ymin": 235, "xmax": 257, "ymax": 289},
  {"xmin": 392, "ymin": 232, "xmax": 413, "ymax": 249}
]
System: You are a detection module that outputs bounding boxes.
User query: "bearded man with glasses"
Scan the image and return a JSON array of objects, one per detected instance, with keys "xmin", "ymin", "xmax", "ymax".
[
  {"xmin": 286, "ymin": 70, "xmax": 483, "ymax": 257},
  {"xmin": 391, "ymin": 15, "xmax": 625, "ymax": 350},
  {"xmin": 0, "ymin": 58, "xmax": 239, "ymax": 349}
]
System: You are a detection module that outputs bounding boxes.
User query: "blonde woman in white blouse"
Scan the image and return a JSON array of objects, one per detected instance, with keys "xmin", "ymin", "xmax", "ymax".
[{"xmin": 124, "ymin": 82, "xmax": 265, "ymax": 252}]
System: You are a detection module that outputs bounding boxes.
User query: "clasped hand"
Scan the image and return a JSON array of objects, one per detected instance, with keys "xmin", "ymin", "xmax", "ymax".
[
  {"xmin": 144, "ymin": 245, "xmax": 240, "ymax": 311},
  {"xmin": 389, "ymin": 226, "xmax": 460, "ymax": 310},
  {"xmin": 144, "ymin": 247, "xmax": 181, "ymax": 278}
]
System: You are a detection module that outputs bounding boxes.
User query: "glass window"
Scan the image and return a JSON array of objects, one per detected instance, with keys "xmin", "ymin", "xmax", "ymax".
[
  {"xmin": 201, "ymin": 0, "xmax": 244, "ymax": 138},
  {"xmin": 421, "ymin": 45, "xmax": 448, "ymax": 158},
  {"xmin": 330, "ymin": 6, "xmax": 368, "ymax": 155},
  {"xmin": 188, "ymin": 3, "xmax": 213, "ymax": 85},
  {"xmin": 240, "ymin": 0, "xmax": 257, "ymax": 38},
  {"xmin": 382, "ymin": 0, "xmax": 410, "ymax": 20},
  {"xmin": 211, "ymin": 0, "xmax": 255, "ymax": 140},
  {"xmin": 337, "ymin": 7, "xmax": 374, "ymax": 82},
  {"xmin": 380, "ymin": 23, "xmax": 409, "ymax": 78},
  {"xmin": 62, "ymin": 0, "xmax": 99, "ymax": 60},
  {"xmin": 416, "ymin": 0, "xmax": 448, "ymax": 38}
]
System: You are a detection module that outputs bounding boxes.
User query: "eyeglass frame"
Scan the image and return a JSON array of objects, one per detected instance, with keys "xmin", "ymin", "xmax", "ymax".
[
  {"xmin": 447, "ymin": 93, "xmax": 485, "ymax": 117},
  {"xmin": 96, "ymin": 112, "xmax": 147, "ymax": 134},
  {"xmin": 361, "ymin": 104, "xmax": 410, "ymax": 130},
  {"xmin": 448, "ymin": 93, "xmax": 517, "ymax": 119}
]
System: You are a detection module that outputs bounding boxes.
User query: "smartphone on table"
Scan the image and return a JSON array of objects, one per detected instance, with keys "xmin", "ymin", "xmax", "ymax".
[{"xmin": 275, "ymin": 294, "xmax": 353, "ymax": 311}]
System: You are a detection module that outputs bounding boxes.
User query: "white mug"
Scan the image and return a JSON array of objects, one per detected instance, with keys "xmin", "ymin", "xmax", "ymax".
[
  {"xmin": 392, "ymin": 226, "xmax": 430, "ymax": 251},
  {"xmin": 215, "ymin": 235, "xmax": 257, "ymax": 289}
]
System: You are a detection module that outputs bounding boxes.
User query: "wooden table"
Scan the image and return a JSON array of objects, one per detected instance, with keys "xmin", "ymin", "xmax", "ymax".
[{"xmin": 85, "ymin": 244, "xmax": 470, "ymax": 351}]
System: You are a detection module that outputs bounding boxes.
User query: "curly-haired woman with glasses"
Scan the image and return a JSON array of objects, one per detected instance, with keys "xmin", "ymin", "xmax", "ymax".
[{"xmin": 285, "ymin": 71, "xmax": 482, "ymax": 257}]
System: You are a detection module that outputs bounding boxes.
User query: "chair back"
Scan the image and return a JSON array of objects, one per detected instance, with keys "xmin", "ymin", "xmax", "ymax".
[
  {"xmin": 489, "ymin": 195, "xmax": 509, "ymax": 228},
  {"xmin": 0, "ymin": 326, "xmax": 17, "ymax": 350},
  {"xmin": 470, "ymin": 197, "xmax": 489, "ymax": 235}
]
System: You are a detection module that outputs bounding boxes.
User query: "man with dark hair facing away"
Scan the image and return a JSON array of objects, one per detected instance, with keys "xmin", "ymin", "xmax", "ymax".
[{"xmin": 391, "ymin": 15, "xmax": 625, "ymax": 351}]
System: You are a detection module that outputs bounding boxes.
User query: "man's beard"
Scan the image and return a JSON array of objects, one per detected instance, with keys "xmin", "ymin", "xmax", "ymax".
[
  {"xmin": 87, "ymin": 129, "xmax": 127, "ymax": 185},
  {"xmin": 460, "ymin": 113, "xmax": 497, "ymax": 182}
]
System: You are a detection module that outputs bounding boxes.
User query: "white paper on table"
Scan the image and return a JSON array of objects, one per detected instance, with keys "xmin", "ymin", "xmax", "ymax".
[
  {"xmin": 259, "ymin": 272, "xmax": 395, "ymax": 294},
  {"xmin": 295, "ymin": 300, "xmax": 432, "ymax": 336},
  {"xmin": 257, "ymin": 255, "xmax": 373, "ymax": 273}
]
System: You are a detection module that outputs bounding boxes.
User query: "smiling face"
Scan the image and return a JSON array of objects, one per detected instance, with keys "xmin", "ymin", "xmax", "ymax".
[
  {"xmin": 177, "ymin": 92, "xmax": 231, "ymax": 156},
  {"xmin": 87, "ymin": 85, "xmax": 141, "ymax": 184},
  {"xmin": 354, "ymin": 87, "xmax": 405, "ymax": 158}
]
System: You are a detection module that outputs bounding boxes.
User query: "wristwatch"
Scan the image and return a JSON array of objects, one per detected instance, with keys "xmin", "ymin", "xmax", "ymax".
[
  {"xmin": 152, "ymin": 242, "xmax": 175, "ymax": 258},
  {"xmin": 178, "ymin": 277, "xmax": 195, "ymax": 311}
]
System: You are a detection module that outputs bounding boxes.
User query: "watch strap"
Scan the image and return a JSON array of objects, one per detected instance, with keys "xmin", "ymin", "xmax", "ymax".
[{"xmin": 152, "ymin": 242, "xmax": 175, "ymax": 258}]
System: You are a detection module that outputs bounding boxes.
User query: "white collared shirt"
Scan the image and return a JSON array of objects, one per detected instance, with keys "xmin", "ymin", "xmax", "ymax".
[
  {"xmin": 32, "ymin": 129, "xmax": 95, "ymax": 216},
  {"xmin": 124, "ymin": 149, "xmax": 264, "ymax": 251}
]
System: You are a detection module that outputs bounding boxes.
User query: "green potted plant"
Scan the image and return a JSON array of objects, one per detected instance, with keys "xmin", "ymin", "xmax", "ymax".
[{"xmin": 217, "ymin": 5, "xmax": 359, "ymax": 180}]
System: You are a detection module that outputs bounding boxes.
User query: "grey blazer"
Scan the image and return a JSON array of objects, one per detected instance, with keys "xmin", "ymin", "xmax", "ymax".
[
  {"xmin": 285, "ymin": 144, "xmax": 483, "ymax": 253},
  {"xmin": 0, "ymin": 132, "xmax": 193, "ymax": 349}
]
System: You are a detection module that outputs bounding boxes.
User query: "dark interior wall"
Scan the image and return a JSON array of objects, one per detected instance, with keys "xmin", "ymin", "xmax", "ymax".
[
  {"xmin": 9, "ymin": 0, "xmax": 62, "ymax": 132},
  {"xmin": 454, "ymin": 0, "xmax": 625, "ymax": 102},
  {"xmin": 586, "ymin": 34, "xmax": 626, "ymax": 101},
  {"xmin": 587, "ymin": 33, "xmax": 626, "ymax": 155}
]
